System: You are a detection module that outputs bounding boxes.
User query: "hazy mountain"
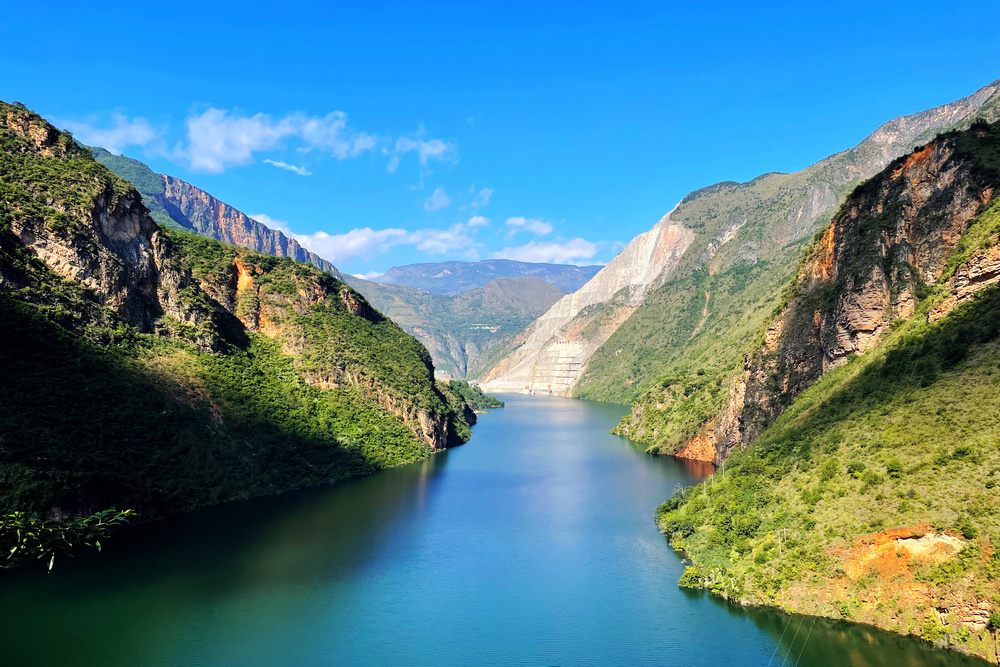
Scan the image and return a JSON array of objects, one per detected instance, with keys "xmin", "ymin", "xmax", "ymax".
[
  {"xmin": 372, "ymin": 259, "xmax": 601, "ymax": 295},
  {"xmin": 345, "ymin": 275, "xmax": 564, "ymax": 378}
]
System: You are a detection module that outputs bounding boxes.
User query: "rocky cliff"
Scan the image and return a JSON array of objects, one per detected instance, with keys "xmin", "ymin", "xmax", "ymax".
[
  {"xmin": 0, "ymin": 102, "xmax": 473, "ymax": 525},
  {"xmin": 485, "ymin": 80, "xmax": 1000, "ymax": 405},
  {"xmin": 705, "ymin": 121, "xmax": 1000, "ymax": 462},
  {"xmin": 158, "ymin": 175, "xmax": 339, "ymax": 274},
  {"xmin": 90, "ymin": 148, "xmax": 339, "ymax": 276},
  {"xmin": 481, "ymin": 213, "xmax": 694, "ymax": 394}
]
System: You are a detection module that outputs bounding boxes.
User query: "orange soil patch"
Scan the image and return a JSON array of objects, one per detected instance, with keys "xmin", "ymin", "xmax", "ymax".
[
  {"xmin": 891, "ymin": 144, "xmax": 934, "ymax": 180},
  {"xmin": 676, "ymin": 428, "xmax": 716, "ymax": 462}
]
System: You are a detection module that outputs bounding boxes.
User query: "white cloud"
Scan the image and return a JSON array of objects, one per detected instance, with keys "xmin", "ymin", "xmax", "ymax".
[
  {"xmin": 466, "ymin": 215, "xmax": 490, "ymax": 228},
  {"xmin": 178, "ymin": 108, "xmax": 379, "ymax": 173},
  {"xmin": 263, "ymin": 159, "xmax": 312, "ymax": 176},
  {"xmin": 491, "ymin": 238, "xmax": 601, "ymax": 264},
  {"xmin": 389, "ymin": 126, "xmax": 457, "ymax": 173},
  {"xmin": 352, "ymin": 271, "xmax": 384, "ymax": 280},
  {"xmin": 59, "ymin": 114, "xmax": 160, "ymax": 155},
  {"xmin": 505, "ymin": 216, "xmax": 554, "ymax": 237},
  {"xmin": 471, "ymin": 187, "xmax": 493, "ymax": 209},
  {"xmin": 423, "ymin": 187, "xmax": 451, "ymax": 212}
]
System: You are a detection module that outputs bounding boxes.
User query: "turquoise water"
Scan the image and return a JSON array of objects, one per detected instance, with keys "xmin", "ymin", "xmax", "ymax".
[{"xmin": 0, "ymin": 395, "xmax": 987, "ymax": 666}]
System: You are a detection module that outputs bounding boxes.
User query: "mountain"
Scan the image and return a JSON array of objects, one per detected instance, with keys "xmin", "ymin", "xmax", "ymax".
[
  {"xmin": 372, "ymin": 259, "xmax": 601, "ymax": 295},
  {"xmin": 481, "ymin": 218, "xmax": 694, "ymax": 393},
  {"xmin": 344, "ymin": 275, "xmax": 564, "ymax": 378},
  {"xmin": 0, "ymin": 102, "xmax": 478, "ymax": 564},
  {"xmin": 658, "ymin": 120, "xmax": 1000, "ymax": 662},
  {"xmin": 481, "ymin": 79, "xmax": 1000, "ymax": 403},
  {"xmin": 89, "ymin": 150, "xmax": 562, "ymax": 381},
  {"xmin": 90, "ymin": 148, "xmax": 339, "ymax": 275}
]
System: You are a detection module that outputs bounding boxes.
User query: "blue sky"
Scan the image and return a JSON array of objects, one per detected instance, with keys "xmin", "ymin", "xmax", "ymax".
[{"xmin": 3, "ymin": 1, "xmax": 999, "ymax": 275}]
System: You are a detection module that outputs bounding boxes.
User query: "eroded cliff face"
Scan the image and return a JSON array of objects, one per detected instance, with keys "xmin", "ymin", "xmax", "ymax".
[
  {"xmin": 158, "ymin": 175, "xmax": 339, "ymax": 275},
  {"xmin": 481, "ymin": 213, "xmax": 695, "ymax": 394},
  {"xmin": 709, "ymin": 125, "xmax": 1000, "ymax": 461}
]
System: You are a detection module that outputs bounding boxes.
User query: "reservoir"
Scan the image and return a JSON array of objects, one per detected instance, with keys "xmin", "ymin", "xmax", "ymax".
[{"xmin": 0, "ymin": 395, "xmax": 986, "ymax": 665}]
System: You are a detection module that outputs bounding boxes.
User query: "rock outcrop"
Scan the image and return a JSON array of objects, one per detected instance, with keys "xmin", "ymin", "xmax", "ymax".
[{"xmin": 481, "ymin": 212, "xmax": 694, "ymax": 394}]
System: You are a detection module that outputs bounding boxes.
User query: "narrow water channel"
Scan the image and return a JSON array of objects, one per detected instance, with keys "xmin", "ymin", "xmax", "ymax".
[{"xmin": 0, "ymin": 395, "xmax": 986, "ymax": 665}]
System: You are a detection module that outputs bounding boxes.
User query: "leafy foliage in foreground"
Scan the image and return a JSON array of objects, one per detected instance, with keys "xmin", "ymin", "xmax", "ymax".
[{"xmin": 1, "ymin": 509, "xmax": 135, "ymax": 571}]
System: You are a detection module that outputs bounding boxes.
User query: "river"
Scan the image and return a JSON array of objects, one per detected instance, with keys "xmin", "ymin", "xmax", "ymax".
[{"xmin": 0, "ymin": 395, "xmax": 987, "ymax": 665}]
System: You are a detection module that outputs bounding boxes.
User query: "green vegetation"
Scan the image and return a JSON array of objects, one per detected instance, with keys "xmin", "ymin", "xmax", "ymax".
[
  {"xmin": 445, "ymin": 380, "xmax": 505, "ymax": 410},
  {"xmin": 1, "ymin": 509, "xmax": 135, "ymax": 571},
  {"xmin": 0, "ymin": 102, "xmax": 478, "ymax": 568},
  {"xmin": 659, "ymin": 268, "xmax": 1000, "ymax": 655},
  {"xmin": 653, "ymin": 120, "xmax": 1000, "ymax": 660}
]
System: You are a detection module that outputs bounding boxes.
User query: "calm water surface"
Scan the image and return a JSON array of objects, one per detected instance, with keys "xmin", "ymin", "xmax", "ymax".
[{"xmin": 0, "ymin": 396, "xmax": 987, "ymax": 666}]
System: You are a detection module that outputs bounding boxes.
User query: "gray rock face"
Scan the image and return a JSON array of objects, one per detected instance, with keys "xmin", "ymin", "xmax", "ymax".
[
  {"xmin": 481, "ymin": 212, "xmax": 695, "ymax": 394},
  {"xmin": 718, "ymin": 129, "xmax": 997, "ymax": 459}
]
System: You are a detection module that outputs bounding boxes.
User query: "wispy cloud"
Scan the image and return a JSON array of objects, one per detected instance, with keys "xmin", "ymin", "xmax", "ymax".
[
  {"xmin": 423, "ymin": 187, "xmax": 451, "ymax": 212},
  {"xmin": 387, "ymin": 125, "xmax": 458, "ymax": 175},
  {"xmin": 492, "ymin": 238, "xmax": 601, "ymax": 264},
  {"xmin": 263, "ymin": 158, "xmax": 312, "ymax": 176},
  {"xmin": 59, "ymin": 114, "xmax": 160, "ymax": 155},
  {"xmin": 471, "ymin": 187, "xmax": 493, "ymax": 209},
  {"xmin": 466, "ymin": 215, "xmax": 490, "ymax": 228},
  {"xmin": 504, "ymin": 216, "xmax": 554, "ymax": 237}
]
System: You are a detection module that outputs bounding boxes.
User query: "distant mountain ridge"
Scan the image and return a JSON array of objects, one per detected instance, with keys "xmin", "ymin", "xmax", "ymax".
[
  {"xmin": 345, "ymin": 275, "xmax": 564, "ymax": 378},
  {"xmin": 90, "ymin": 148, "xmax": 340, "ymax": 276},
  {"xmin": 373, "ymin": 259, "xmax": 601, "ymax": 295}
]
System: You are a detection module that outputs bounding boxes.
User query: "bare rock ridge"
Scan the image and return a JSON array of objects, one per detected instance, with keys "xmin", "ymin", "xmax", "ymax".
[
  {"xmin": 484, "ymin": 79, "xmax": 1000, "ymax": 399},
  {"xmin": 88, "ymin": 147, "xmax": 339, "ymax": 277},
  {"xmin": 481, "ymin": 212, "xmax": 695, "ymax": 394},
  {"xmin": 157, "ymin": 175, "xmax": 340, "ymax": 276}
]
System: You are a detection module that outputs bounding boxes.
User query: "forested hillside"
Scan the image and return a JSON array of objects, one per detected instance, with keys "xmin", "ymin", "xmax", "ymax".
[{"xmin": 0, "ymin": 102, "xmax": 478, "ymax": 567}]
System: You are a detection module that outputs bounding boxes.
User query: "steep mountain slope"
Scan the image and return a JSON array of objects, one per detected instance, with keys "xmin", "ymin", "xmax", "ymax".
[
  {"xmin": 373, "ymin": 259, "xmax": 601, "ymax": 295},
  {"xmin": 481, "ymin": 216, "xmax": 694, "ymax": 393},
  {"xmin": 0, "ymin": 103, "xmax": 476, "ymax": 559},
  {"xmin": 659, "ymin": 121, "xmax": 1000, "ymax": 662},
  {"xmin": 90, "ymin": 148, "xmax": 339, "ymax": 275},
  {"xmin": 345, "ymin": 275, "xmax": 564, "ymax": 378},
  {"xmin": 482, "ymin": 80, "xmax": 1000, "ymax": 400}
]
